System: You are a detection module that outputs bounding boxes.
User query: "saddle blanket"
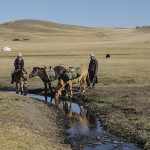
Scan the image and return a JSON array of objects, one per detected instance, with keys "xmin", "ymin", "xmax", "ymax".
[{"xmin": 45, "ymin": 67, "xmax": 55, "ymax": 81}]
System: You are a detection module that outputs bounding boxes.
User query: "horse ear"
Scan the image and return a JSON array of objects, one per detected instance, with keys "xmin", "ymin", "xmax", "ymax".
[{"xmin": 44, "ymin": 66, "xmax": 47, "ymax": 68}]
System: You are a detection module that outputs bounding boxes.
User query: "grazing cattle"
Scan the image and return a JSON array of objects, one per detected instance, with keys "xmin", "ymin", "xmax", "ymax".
[
  {"xmin": 55, "ymin": 67, "xmax": 90, "ymax": 99},
  {"xmin": 29, "ymin": 66, "xmax": 65, "ymax": 102},
  {"xmin": 106, "ymin": 54, "xmax": 110, "ymax": 58}
]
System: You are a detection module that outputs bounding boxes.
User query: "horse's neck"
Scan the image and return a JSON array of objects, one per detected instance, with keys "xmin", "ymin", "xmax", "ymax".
[{"xmin": 37, "ymin": 69, "xmax": 47, "ymax": 82}]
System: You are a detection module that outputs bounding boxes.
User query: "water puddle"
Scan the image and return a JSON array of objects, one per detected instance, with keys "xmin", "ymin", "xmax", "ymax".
[{"xmin": 9, "ymin": 91, "xmax": 141, "ymax": 150}]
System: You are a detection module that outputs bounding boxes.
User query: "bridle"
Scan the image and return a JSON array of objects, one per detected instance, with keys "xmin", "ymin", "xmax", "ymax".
[{"xmin": 30, "ymin": 68, "xmax": 39, "ymax": 77}]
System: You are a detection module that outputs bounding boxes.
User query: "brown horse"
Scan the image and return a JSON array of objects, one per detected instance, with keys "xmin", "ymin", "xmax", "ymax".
[
  {"xmin": 55, "ymin": 67, "xmax": 90, "ymax": 99},
  {"xmin": 29, "ymin": 66, "xmax": 65, "ymax": 102},
  {"xmin": 14, "ymin": 69, "xmax": 27, "ymax": 95},
  {"xmin": 54, "ymin": 99, "xmax": 88, "ymax": 123}
]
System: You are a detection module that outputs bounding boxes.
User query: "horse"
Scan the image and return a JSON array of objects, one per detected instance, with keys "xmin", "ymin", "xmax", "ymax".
[
  {"xmin": 14, "ymin": 69, "xmax": 28, "ymax": 95},
  {"xmin": 29, "ymin": 66, "xmax": 65, "ymax": 102},
  {"xmin": 55, "ymin": 67, "xmax": 90, "ymax": 99}
]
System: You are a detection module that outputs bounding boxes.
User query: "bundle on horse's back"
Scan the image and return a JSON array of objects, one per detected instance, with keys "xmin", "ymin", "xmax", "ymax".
[
  {"xmin": 61, "ymin": 67, "xmax": 82, "ymax": 81},
  {"xmin": 55, "ymin": 67, "xmax": 90, "ymax": 99}
]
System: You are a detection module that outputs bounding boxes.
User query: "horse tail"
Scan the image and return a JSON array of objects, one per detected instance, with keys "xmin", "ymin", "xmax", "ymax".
[{"xmin": 86, "ymin": 72, "xmax": 90, "ymax": 87}]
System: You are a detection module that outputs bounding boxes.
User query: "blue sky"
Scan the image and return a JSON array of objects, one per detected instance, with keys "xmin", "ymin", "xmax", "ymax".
[{"xmin": 0, "ymin": 0, "xmax": 150, "ymax": 28}]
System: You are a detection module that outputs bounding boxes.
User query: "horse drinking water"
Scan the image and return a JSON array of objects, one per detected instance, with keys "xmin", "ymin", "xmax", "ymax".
[{"xmin": 55, "ymin": 67, "xmax": 90, "ymax": 99}]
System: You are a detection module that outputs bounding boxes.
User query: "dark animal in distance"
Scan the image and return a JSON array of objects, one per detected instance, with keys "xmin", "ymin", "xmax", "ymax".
[{"xmin": 106, "ymin": 54, "xmax": 110, "ymax": 58}]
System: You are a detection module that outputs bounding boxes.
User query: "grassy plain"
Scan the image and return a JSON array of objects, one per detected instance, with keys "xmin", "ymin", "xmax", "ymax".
[{"xmin": 0, "ymin": 20, "xmax": 150, "ymax": 149}]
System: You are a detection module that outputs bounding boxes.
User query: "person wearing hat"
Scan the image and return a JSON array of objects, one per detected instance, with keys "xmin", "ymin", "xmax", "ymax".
[
  {"xmin": 11, "ymin": 52, "xmax": 26, "ymax": 84},
  {"xmin": 88, "ymin": 53, "xmax": 98, "ymax": 88}
]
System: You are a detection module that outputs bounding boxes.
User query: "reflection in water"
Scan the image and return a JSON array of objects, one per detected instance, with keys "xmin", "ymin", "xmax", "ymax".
[
  {"xmin": 54, "ymin": 99, "xmax": 98, "ymax": 132},
  {"xmin": 53, "ymin": 98, "xmax": 141, "ymax": 150},
  {"xmin": 9, "ymin": 91, "xmax": 141, "ymax": 150}
]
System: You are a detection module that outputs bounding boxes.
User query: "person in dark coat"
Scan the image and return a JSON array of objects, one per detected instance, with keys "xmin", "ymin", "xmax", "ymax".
[
  {"xmin": 11, "ymin": 52, "xmax": 27, "ymax": 84},
  {"xmin": 88, "ymin": 54, "xmax": 98, "ymax": 88}
]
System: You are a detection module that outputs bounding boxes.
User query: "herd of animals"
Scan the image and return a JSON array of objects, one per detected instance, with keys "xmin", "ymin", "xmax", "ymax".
[{"xmin": 13, "ymin": 65, "xmax": 91, "ymax": 101}]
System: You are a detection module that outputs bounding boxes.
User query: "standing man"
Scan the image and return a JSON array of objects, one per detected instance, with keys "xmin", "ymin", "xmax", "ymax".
[
  {"xmin": 88, "ymin": 54, "xmax": 98, "ymax": 88},
  {"xmin": 11, "ymin": 52, "xmax": 26, "ymax": 84}
]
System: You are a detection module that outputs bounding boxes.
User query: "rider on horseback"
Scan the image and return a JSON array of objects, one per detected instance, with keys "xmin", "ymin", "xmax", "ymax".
[{"xmin": 11, "ymin": 52, "xmax": 27, "ymax": 84}]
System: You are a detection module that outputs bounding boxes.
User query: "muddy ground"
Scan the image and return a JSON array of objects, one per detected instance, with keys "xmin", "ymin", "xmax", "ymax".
[
  {"xmin": 0, "ymin": 77, "xmax": 150, "ymax": 150},
  {"xmin": 84, "ymin": 85, "xmax": 150, "ymax": 150}
]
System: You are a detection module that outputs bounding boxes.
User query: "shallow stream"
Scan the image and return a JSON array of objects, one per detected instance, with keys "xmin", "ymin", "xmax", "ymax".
[{"xmin": 10, "ymin": 92, "xmax": 141, "ymax": 150}]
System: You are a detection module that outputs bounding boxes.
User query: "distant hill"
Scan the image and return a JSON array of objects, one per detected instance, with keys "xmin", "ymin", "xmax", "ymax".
[
  {"xmin": 0, "ymin": 19, "xmax": 91, "ymax": 33},
  {"xmin": 136, "ymin": 26, "xmax": 150, "ymax": 32},
  {"xmin": 0, "ymin": 19, "xmax": 96, "ymax": 41},
  {"xmin": 0, "ymin": 19, "xmax": 149, "ymax": 43}
]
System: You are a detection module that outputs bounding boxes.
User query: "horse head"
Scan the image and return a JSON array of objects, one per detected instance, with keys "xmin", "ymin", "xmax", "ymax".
[
  {"xmin": 29, "ymin": 67, "xmax": 39, "ymax": 78},
  {"xmin": 22, "ymin": 69, "xmax": 27, "ymax": 79}
]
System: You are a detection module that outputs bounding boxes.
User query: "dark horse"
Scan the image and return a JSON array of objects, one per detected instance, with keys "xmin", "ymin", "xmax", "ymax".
[
  {"xmin": 29, "ymin": 66, "xmax": 65, "ymax": 102},
  {"xmin": 14, "ymin": 69, "xmax": 27, "ymax": 95}
]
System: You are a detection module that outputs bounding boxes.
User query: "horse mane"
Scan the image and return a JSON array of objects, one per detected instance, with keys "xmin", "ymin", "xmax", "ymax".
[{"xmin": 33, "ymin": 67, "xmax": 44, "ymax": 70}]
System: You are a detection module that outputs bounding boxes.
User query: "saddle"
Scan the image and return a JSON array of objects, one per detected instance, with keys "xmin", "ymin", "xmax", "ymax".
[{"xmin": 45, "ymin": 66, "xmax": 55, "ymax": 81}]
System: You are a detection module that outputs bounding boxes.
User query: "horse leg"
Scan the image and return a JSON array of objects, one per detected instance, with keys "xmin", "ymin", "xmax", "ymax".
[
  {"xmin": 44, "ymin": 83, "xmax": 47, "ymax": 103},
  {"xmin": 23, "ymin": 83, "xmax": 27, "ymax": 96},
  {"xmin": 16, "ymin": 82, "xmax": 19, "ymax": 94},
  {"xmin": 55, "ymin": 83, "xmax": 66, "ymax": 99},
  {"xmin": 48, "ymin": 82, "xmax": 52, "ymax": 96},
  {"xmin": 65, "ymin": 84, "xmax": 69, "ymax": 98},
  {"xmin": 83, "ymin": 76, "xmax": 87, "ymax": 93},
  {"xmin": 69, "ymin": 82, "xmax": 73, "ymax": 98},
  {"xmin": 20, "ymin": 81, "xmax": 24, "ymax": 95},
  {"xmin": 78, "ymin": 79, "xmax": 84, "ymax": 92}
]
